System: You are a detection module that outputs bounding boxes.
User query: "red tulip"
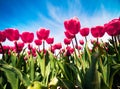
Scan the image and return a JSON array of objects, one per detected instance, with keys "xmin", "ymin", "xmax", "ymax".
[
  {"xmin": 91, "ymin": 39, "xmax": 96, "ymax": 44},
  {"xmin": 0, "ymin": 45, "xmax": 10, "ymax": 54},
  {"xmin": 64, "ymin": 17, "xmax": 81, "ymax": 35},
  {"xmin": 79, "ymin": 27, "xmax": 89, "ymax": 37},
  {"xmin": 14, "ymin": 41, "xmax": 24, "ymax": 53},
  {"xmin": 28, "ymin": 48, "xmax": 37, "ymax": 57},
  {"xmin": 0, "ymin": 31, "xmax": 6, "ymax": 42},
  {"xmin": 64, "ymin": 38, "xmax": 71, "ymax": 45},
  {"xmin": 5, "ymin": 28, "xmax": 19, "ymax": 41},
  {"xmin": 46, "ymin": 37, "xmax": 54, "ymax": 44},
  {"xmin": 28, "ymin": 44, "xmax": 33, "ymax": 50},
  {"xmin": 34, "ymin": 39, "xmax": 42, "ymax": 46},
  {"xmin": 21, "ymin": 32, "xmax": 34, "ymax": 43},
  {"xmin": 36, "ymin": 28, "xmax": 50, "ymax": 40},
  {"xmin": 53, "ymin": 43, "xmax": 62, "ymax": 50},
  {"xmin": 66, "ymin": 46, "xmax": 74, "ymax": 56},
  {"xmin": 79, "ymin": 40, "xmax": 84, "ymax": 45},
  {"xmin": 64, "ymin": 31, "xmax": 75, "ymax": 39},
  {"xmin": 75, "ymin": 45, "xmax": 82, "ymax": 50},
  {"xmin": 104, "ymin": 18, "xmax": 120, "ymax": 36},
  {"xmin": 9, "ymin": 46, "xmax": 15, "ymax": 51},
  {"xmin": 91, "ymin": 26, "xmax": 105, "ymax": 38}
]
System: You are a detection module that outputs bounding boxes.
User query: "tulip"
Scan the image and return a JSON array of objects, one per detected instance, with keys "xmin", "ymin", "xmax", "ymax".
[
  {"xmin": 53, "ymin": 43, "xmax": 62, "ymax": 50},
  {"xmin": 34, "ymin": 39, "xmax": 42, "ymax": 46},
  {"xmin": 36, "ymin": 28, "xmax": 50, "ymax": 40},
  {"xmin": 0, "ymin": 30, "xmax": 6, "ymax": 42},
  {"xmin": 91, "ymin": 26, "xmax": 105, "ymax": 38},
  {"xmin": 0, "ymin": 45, "xmax": 10, "ymax": 54},
  {"xmin": 21, "ymin": 32, "xmax": 34, "ymax": 43},
  {"xmin": 79, "ymin": 27, "xmax": 89, "ymax": 37},
  {"xmin": 65, "ymin": 46, "xmax": 74, "ymax": 56},
  {"xmin": 14, "ymin": 41, "xmax": 24, "ymax": 53},
  {"xmin": 46, "ymin": 37, "xmax": 54, "ymax": 44},
  {"xmin": 28, "ymin": 48, "xmax": 37, "ymax": 57},
  {"xmin": 28, "ymin": 44, "xmax": 33, "ymax": 50},
  {"xmin": 64, "ymin": 17, "xmax": 81, "ymax": 35},
  {"xmin": 104, "ymin": 18, "xmax": 120, "ymax": 36},
  {"xmin": 75, "ymin": 45, "xmax": 82, "ymax": 50},
  {"xmin": 64, "ymin": 38, "xmax": 71, "ymax": 45},
  {"xmin": 64, "ymin": 31, "xmax": 75, "ymax": 39},
  {"xmin": 5, "ymin": 28, "xmax": 19, "ymax": 41},
  {"xmin": 91, "ymin": 39, "xmax": 96, "ymax": 44},
  {"xmin": 79, "ymin": 39, "xmax": 84, "ymax": 45}
]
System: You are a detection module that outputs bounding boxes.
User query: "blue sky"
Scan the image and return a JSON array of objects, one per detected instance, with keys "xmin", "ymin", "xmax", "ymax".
[{"xmin": 0, "ymin": 0, "xmax": 120, "ymax": 44}]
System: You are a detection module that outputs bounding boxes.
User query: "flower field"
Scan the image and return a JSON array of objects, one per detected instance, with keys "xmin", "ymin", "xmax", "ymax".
[{"xmin": 0, "ymin": 17, "xmax": 120, "ymax": 89}]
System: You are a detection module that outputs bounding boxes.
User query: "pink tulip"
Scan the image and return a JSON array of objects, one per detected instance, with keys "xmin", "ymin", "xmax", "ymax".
[
  {"xmin": 64, "ymin": 17, "xmax": 81, "ymax": 35},
  {"xmin": 46, "ymin": 37, "xmax": 54, "ymax": 44},
  {"xmin": 0, "ymin": 31, "xmax": 6, "ymax": 42},
  {"xmin": 79, "ymin": 27, "xmax": 89, "ymax": 37},
  {"xmin": 104, "ymin": 18, "xmax": 120, "ymax": 36},
  {"xmin": 5, "ymin": 28, "xmax": 19, "ymax": 41},
  {"xmin": 36, "ymin": 28, "xmax": 50, "ymax": 40},
  {"xmin": 53, "ymin": 43, "xmax": 62, "ymax": 50},
  {"xmin": 79, "ymin": 40, "xmax": 84, "ymax": 45},
  {"xmin": 64, "ymin": 31, "xmax": 75, "ymax": 39},
  {"xmin": 21, "ymin": 32, "xmax": 34, "ymax": 43},
  {"xmin": 34, "ymin": 39, "xmax": 42, "ymax": 46},
  {"xmin": 91, "ymin": 26, "xmax": 105, "ymax": 38},
  {"xmin": 64, "ymin": 38, "xmax": 71, "ymax": 45}
]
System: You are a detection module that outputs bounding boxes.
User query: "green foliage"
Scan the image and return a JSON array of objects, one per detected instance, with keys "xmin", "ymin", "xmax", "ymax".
[{"xmin": 0, "ymin": 37, "xmax": 120, "ymax": 89}]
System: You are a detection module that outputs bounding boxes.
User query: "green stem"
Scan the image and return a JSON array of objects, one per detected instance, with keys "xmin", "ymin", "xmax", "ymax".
[
  {"xmin": 75, "ymin": 35, "xmax": 80, "ymax": 55},
  {"xmin": 85, "ymin": 36, "xmax": 87, "ymax": 43},
  {"xmin": 43, "ymin": 40, "xmax": 45, "ymax": 53},
  {"xmin": 112, "ymin": 36, "xmax": 120, "ymax": 60},
  {"xmin": 96, "ymin": 38, "xmax": 99, "ymax": 44},
  {"xmin": 72, "ymin": 39, "xmax": 82, "ymax": 67}
]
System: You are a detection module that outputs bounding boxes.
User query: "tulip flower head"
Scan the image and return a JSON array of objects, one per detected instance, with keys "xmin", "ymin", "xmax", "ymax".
[
  {"xmin": 75, "ymin": 45, "xmax": 82, "ymax": 50},
  {"xmin": 21, "ymin": 32, "xmax": 34, "ymax": 43},
  {"xmin": 14, "ymin": 41, "xmax": 24, "ymax": 53},
  {"xmin": 0, "ymin": 45, "xmax": 10, "ymax": 53},
  {"xmin": 34, "ymin": 39, "xmax": 42, "ymax": 46},
  {"xmin": 104, "ymin": 18, "xmax": 120, "ymax": 36},
  {"xmin": 0, "ymin": 31, "xmax": 6, "ymax": 42},
  {"xmin": 46, "ymin": 37, "xmax": 54, "ymax": 44},
  {"xmin": 53, "ymin": 43, "xmax": 62, "ymax": 50},
  {"xmin": 64, "ymin": 38, "xmax": 71, "ymax": 45},
  {"xmin": 91, "ymin": 26, "xmax": 105, "ymax": 38},
  {"xmin": 5, "ymin": 28, "xmax": 19, "ymax": 41},
  {"xmin": 79, "ymin": 40, "xmax": 84, "ymax": 45},
  {"xmin": 64, "ymin": 31, "xmax": 75, "ymax": 39},
  {"xmin": 64, "ymin": 17, "xmax": 81, "ymax": 35},
  {"xmin": 79, "ymin": 27, "xmax": 89, "ymax": 37},
  {"xmin": 36, "ymin": 28, "xmax": 50, "ymax": 40}
]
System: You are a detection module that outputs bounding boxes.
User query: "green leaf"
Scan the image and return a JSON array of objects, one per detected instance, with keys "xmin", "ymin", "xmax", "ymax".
[
  {"xmin": 57, "ymin": 62, "xmax": 69, "ymax": 80},
  {"xmin": 0, "ymin": 65, "xmax": 19, "ymax": 89},
  {"xmin": 58, "ymin": 78, "xmax": 76, "ymax": 89},
  {"xmin": 83, "ymin": 53, "xmax": 100, "ymax": 89},
  {"xmin": 10, "ymin": 53, "xmax": 17, "ymax": 67},
  {"xmin": 37, "ymin": 53, "xmax": 45, "ymax": 78},
  {"xmin": 16, "ymin": 54, "xmax": 26, "ymax": 72},
  {"xmin": 109, "ymin": 64, "xmax": 120, "ymax": 88},
  {"xmin": 0, "ymin": 63, "xmax": 31, "ymax": 87},
  {"xmin": 28, "ymin": 55, "xmax": 35, "ymax": 81},
  {"xmin": 100, "ymin": 76, "xmax": 110, "ymax": 89}
]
